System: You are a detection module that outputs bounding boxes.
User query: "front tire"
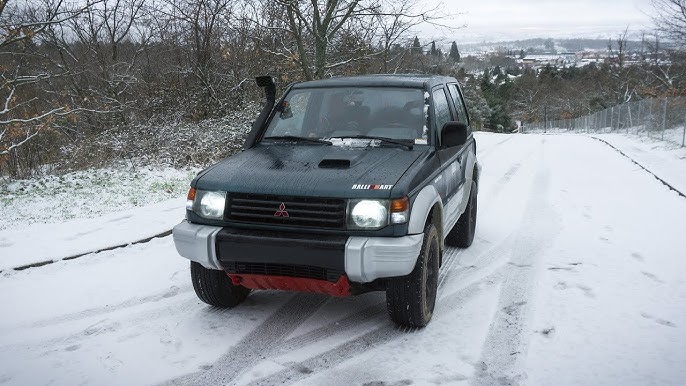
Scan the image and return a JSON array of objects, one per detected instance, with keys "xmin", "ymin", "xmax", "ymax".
[
  {"xmin": 386, "ymin": 222, "xmax": 440, "ymax": 327},
  {"xmin": 190, "ymin": 261, "xmax": 250, "ymax": 307},
  {"xmin": 446, "ymin": 181, "xmax": 477, "ymax": 248}
]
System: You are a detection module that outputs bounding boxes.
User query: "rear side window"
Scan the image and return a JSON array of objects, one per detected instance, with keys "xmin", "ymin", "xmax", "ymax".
[
  {"xmin": 447, "ymin": 84, "xmax": 468, "ymax": 125},
  {"xmin": 432, "ymin": 88, "xmax": 451, "ymax": 133}
]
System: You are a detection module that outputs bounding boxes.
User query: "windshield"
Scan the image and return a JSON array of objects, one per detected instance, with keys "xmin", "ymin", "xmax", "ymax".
[{"xmin": 262, "ymin": 87, "xmax": 427, "ymax": 144}]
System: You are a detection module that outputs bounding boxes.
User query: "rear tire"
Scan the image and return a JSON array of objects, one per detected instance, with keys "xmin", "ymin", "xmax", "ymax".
[
  {"xmin": 386, "ymin": 222, "xmax": 440, "ymax": 327},
  {"xmin": 445, "ymin": 181, "xmax": 477, "ymax": 248},
  {"xmin": 190, "ymin": 261, "xmax": 250, "ymax": 307}
]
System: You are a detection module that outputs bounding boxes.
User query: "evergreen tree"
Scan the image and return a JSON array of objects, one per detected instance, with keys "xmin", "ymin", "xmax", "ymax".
[
  {"xmin": 449, "ymin": 41, "xmax": 461, "ymax": 62},
  {"xmin": 412, "ymin": 36, "xmax": 421, "ymax": 54},
  {"xmin": 479, "ymin": 68, "xmax": 513, "ymax": 131},
  {"xmin": 429, "ymin": 41, "xmax": 438, "ymax": 56}
]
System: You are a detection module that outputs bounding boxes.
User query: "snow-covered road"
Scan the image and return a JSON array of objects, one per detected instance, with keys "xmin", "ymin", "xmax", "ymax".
[{"xmin": 1, "ymin": 134, "xmax": 684, "ymax": 385}]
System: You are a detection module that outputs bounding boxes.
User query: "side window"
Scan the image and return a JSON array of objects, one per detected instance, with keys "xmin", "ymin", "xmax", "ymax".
[
  {"xmin": 447, "ymin": 84, "xmax": 468, "ymax": 124},
  {"xmin": 432, "ymin": 88, "xmax": 451, "ymax": 134}
]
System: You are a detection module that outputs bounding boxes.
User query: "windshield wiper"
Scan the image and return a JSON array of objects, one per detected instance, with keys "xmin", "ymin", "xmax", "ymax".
[
  {"xmin": 262, "ymin": 135, "xmax": 332, "ymax": 145},
  {"xmin": 329, "ymin": 135, "xmax": 413, "ymax": 149}
]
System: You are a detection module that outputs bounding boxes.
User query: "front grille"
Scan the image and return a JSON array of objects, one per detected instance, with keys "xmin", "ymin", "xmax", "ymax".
[
  {"xmin": 225, "ymin": 262, "xmax": 344, "ymax": 282},
  {"xmin": 226, "ymin": 193, "xmax": 346, "ymax": 229}
]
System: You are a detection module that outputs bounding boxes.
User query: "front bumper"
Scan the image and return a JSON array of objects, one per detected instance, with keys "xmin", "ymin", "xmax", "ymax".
[{"xmin": 172, "ymin": 221, "xmax": 423, "ymax": 283}]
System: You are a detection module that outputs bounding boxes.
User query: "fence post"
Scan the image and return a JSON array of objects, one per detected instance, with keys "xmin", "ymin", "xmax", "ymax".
[
  {"xmin": 627, "ymin": 102, "xmax": 632, "ymax": 130},
  {"xmin": 661, "ymin": 99, "xmax": 667, "ymax": 141},
  {"xmin": 648, "ymin": 100, "xmax": 653, "ymax": 138},
  {"xmin": 544, "ymin": 106, "xmax": 548, "ymax": 133},
  {"xmin": 610, "ymin": 106, "xmax": 614, "ymax": 131},
  {"xmin": 682, "ymin": 111, "xmax": 685, "ymax": 147},
  {"xmin": 637, "ymin": 100, "xmax": 642, "ymax": 134}
]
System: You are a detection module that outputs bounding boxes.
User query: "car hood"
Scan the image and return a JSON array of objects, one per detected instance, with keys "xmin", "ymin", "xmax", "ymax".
[{"xmin": 194, "ymin": 143, "xmax": 426, "ymax": 198}]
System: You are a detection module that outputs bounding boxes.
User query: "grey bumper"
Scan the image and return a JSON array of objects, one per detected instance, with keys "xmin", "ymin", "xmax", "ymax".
[
  {"xmin": 172, "ymin": 221, "xmax": 424, "ymax": 283},
  {"xmin": 172, "ymin": 221, "xmax": 223, "ymax": 270},
  {"xmin": 345, "ymin": 234, "xmax": 424, "ymax": 282}
]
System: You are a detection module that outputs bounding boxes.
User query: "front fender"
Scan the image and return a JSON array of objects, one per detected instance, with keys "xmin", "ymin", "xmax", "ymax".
[{"xmin": 407, "ymin": 184, "xmax": 442, "ymax": 235}]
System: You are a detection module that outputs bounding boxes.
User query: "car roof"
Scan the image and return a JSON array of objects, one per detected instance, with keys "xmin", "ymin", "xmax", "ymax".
[{"xmin": 290, "ymin": 74, "xmax": 457, "ymax": 90}]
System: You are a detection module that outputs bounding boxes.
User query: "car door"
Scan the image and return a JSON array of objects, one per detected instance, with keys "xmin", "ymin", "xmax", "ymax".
[
  {"xmin": 446, "ymin": 83, "xmax": 472, "ymax": 188},
  {"xmin": 433, "ymin": 86, "xmax": 463, "ymax": 221}
]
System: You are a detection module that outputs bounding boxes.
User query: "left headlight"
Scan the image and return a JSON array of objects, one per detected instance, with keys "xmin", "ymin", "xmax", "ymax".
[
  {"xmin": 188, "ymin": 188, "xmax": 226, "ymax": 220},
  {"xmin": 349, "ymin": 199, "xmax": 388, "ymax": 229},
  {"xmin": 347, "ymin": 197, "xmax": 409, "ymax": 229}
]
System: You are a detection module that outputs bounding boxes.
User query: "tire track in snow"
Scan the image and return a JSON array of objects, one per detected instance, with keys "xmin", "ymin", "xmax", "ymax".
[
  {"xmin": 245, "ymin": 267, "xmax": 508, "ymax": 386},
  {"xmin": 0, "ymin": 284, "xmax": 200, "ymax": 353},
  {"xmin": 275, "ymin": 302, "xmax": 387, "ymax": 354},
  {"xmin": 26, "ymin": 284, "xmax": 193, "ymax": 329},
  {"xmin": 471, "ymin": 144, "xmax": 562, "ymax": 386},
  {"xmin": 165, "ymin": 293, "xmax": 330, "ymax": 386},
  {"xmin": 478, "ymin": 136, "xmax": 515, "ymax": 159}
]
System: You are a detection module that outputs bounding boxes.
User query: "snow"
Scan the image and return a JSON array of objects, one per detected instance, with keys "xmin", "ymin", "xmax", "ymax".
[
  {"xmin": 1, "ymin": 132, "xmax": 685, "ymax": 385},
  {"xmin": 591, "ymin": 133, "xmax": 686, "ymax": 195},
  {"xmin": 0, "ymin": 197, "xmax": 185, "ymax": 271},
  {"xmin": 523, "ymin": 135, "xmax": 686, "ymax": 385},
  {"xmin": 0, "ymin": 166, "xmax": 197, "ymax": 231}
]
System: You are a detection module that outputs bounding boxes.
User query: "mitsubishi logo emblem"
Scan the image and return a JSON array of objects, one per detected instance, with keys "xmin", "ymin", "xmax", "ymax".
[{"xmin": 274, "ymin": 202, "xmax": 289, "ymax": 217}]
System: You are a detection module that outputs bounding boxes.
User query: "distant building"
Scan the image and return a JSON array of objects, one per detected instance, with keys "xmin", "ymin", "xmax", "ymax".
[{"xmin": 519, "ymin": 53, "xmax": 577, "ymax": 69}]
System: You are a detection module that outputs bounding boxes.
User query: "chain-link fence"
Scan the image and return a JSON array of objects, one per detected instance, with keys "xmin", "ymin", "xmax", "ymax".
[{"xmin": 523, "ymin": 97, "xmax": 686, "ymax": 147}]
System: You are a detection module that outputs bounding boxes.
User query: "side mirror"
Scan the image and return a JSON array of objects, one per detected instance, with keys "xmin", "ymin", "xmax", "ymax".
[{"xmin": 441, "ymin": 121, "xmax": 468, "ymax": 148}]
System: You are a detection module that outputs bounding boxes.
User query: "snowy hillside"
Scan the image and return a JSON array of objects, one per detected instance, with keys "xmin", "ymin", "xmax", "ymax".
[{"xmin": 0, "ymin": 133, "xmax": 684, "ymax": 385}]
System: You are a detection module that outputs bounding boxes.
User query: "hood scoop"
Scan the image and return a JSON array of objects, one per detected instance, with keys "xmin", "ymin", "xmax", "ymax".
[
  {"xmin": 318, "ymin": 153, "xmax": 366, "ymax": 169},
  {"xmin": 318, "ymin": 158, "xmax": 351, "ymax": 169}
]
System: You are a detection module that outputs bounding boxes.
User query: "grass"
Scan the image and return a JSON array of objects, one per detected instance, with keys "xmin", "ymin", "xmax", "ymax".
[{"xmin": 0, "ymin": 166, "xmax": 199, "ymax": 231}]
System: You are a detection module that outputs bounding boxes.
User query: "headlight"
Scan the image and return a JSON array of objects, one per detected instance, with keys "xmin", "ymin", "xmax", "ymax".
[
  {"xmin": 349, "ymin": 199, "xmax": 388, "ymax": 229},
  {"xmin": 193, "ymin": 190, "xmax": 226, "ymax": 220},
  {"xmin": 347, "ymin": 197, "xmax": 409, "ymax": 229}
]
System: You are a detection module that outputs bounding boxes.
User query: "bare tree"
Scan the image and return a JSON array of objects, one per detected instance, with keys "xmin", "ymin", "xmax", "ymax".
[
  {"xmin": 371, "ymin": 0, "xmax": 449, "ymax": 73},
  {"xmin": 652, "ymin": 0, "xmax": 686, "ymax": 49},
  {"xmin": 607, "ymin": 28, "xmax": 638, "ymax": 104},
  {"xmin": 0, "ymin": 0, "xmax": 97, "ymax": 159},
  {"xmin": 156, "ymin": 0, "xmax": 237, "ymax": 114},
  {"xmin": 269, "ymin": 0, "xmax": 453, "ymax": 80}
]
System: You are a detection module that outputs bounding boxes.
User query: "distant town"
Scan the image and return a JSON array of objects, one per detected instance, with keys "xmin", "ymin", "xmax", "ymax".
[{"xmin": 436, "ymin": 37, "xmax": 672, "ymax": 74}]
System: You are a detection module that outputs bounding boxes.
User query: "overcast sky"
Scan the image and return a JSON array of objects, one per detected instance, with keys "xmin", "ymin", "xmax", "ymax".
[{"xmin": 420, "ymin": 0, "xmax": 655, "ymax": 42}]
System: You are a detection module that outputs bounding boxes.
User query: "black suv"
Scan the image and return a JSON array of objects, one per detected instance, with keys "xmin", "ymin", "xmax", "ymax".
[{"xmin": 173, "ymin": 74, "xmax": 479, "ymax": 327}]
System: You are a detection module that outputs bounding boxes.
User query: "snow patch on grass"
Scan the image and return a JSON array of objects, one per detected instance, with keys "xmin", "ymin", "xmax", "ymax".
[{"xmin": 0, "ymin": 166, "xmax": 198, "ymax": 231}]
